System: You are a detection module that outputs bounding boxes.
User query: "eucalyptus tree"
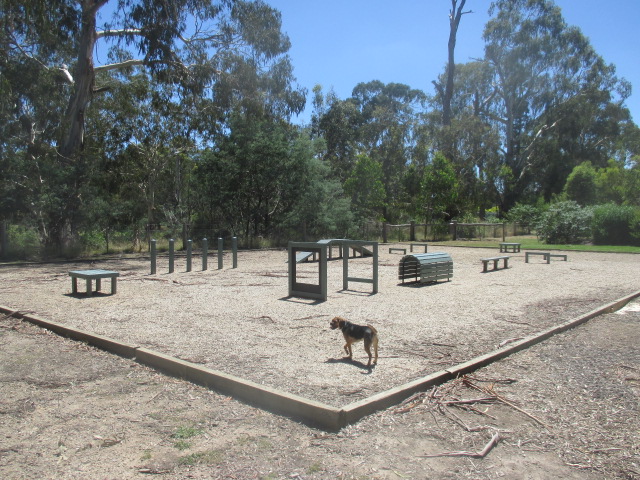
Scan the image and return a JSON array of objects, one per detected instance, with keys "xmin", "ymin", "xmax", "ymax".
[
  {"xmin": 281, "ymin": 130, "xmax": 353, "ymax": 241},
  {"xmin": 432, "ymin": 0, "xmax": 471, "ymax": 128},
  {"xmin": 193, "ymin": 112, "xmax": 308, "ymax": 245},
  {"xmin": 419, "ymin": 152, "xmax": 459, "ymax": 222},
  {"xmin": 428, "ymin": 61, "xmax": 501, "ymax": 217},
  {"xmin": 482, "ymin": 0, "xmax": 633, "ymax": 211},
  {"xmin": 349, "ymin": 81, "xmax": 426, "ymax": 221},
  {"xmin": 343, "ymin": 154, "xmax": 387, "ymax": 227},
  {"xmin": 1, "ymin": 0, "xmax": 305, "ymax": 246},
  {"xmin": 316, "ymin": 94, "xmax": 363, "ymax": 182}
]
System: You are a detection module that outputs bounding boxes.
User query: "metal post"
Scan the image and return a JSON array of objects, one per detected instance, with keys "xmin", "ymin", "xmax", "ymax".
[
  {"xmin": 372, "ymin": 242, "xmax": 379, "ymax": 294},
  {"xmin": 168, "ymin": 238, "xmax": 175, "ymax": 273},
  {"xmin": 343, "ymin": 247, "xmax": 348, "ymax": 291},
  {"xmin": 202, "ymin": 238, "xmax": 208, "ymax": 270},
  {"xmin": 232, "ymin": 236, "xmax": 238, "ymax": 268},
  {"xmin": 217, "ymin": 237, "xmax": 223, "ymax": 269},
  {"xmin": 186, "ymin": 239, "xmax": 192, "ymax": 272},
  {"xmin": 150, "ymin": 239, "xmax": 157, "ymax": 274},
  {"xmin": 0, "ymin": 221, "xmax": 7, "ymax": 259}
]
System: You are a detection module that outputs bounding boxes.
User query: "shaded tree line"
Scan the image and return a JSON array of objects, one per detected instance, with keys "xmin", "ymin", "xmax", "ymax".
[{"xmin": 1, "ymin": 0, "xmax": 639, "ymax": 255}]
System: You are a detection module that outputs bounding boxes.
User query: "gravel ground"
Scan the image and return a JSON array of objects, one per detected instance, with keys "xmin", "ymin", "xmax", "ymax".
[{"xmin": 1, "ymin": 245, "xmax": 637, "ymax": 408}]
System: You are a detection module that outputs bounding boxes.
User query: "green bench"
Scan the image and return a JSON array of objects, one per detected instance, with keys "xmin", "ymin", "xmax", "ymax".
[
  {"xmin": 409, "ymin": 243, "xmax": 428, "ymax": 253},
  {"xmin": 69, "ymin": 269, "xmax": 119, "ymax": 296},
  {"xmin": 499, "ymin": 242, "xmax": 521, "ymax": 253},
  {"xmin": 481, "ymin": 256, "xmax": 510, "ymax": 272},
  {"xmin": 525, "ymin": 252, "xmax": 549, "ymax": 263}
]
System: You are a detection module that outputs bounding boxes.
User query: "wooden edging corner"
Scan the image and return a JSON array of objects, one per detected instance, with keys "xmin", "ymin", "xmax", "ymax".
[{"xmin": 2, "ymin": 288, "xmax": 638, "ymax": 431}]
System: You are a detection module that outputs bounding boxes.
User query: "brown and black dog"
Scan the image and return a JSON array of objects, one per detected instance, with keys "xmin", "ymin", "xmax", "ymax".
[{"xmin": 330, "ymin": 316, "xmax": 378, "ymax": 366}]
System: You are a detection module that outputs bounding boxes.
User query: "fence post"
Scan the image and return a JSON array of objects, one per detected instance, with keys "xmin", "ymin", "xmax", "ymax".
[
  {"xmin": 232, "ymin": 236, "xmax": 238, "ymax": 268},
  {"xmin": 502, "ymin": 223, "xmax": 506, "ymax": 242},
  {"xmin": 186, "ymin": 239, "xmax": 192, "ymax": 272},
  {"xmin": 0, "ymin": 221, "xmax": 7, "ymax": 259},
  {"xmin": 410, "ymin": 221, "xmax": 416, "ymax": 242},
  {"xmin": 150, "ymin": 239, "xmax": 157, "ymax": 274},
  {"xmin": 218, "ymin": 237, "xmax": 223, "ymax": 269},
  {"xmin": 382, "ymin": 222, "xmax": 388, "ymax": 243},
  {"xmin": 202, "ymin": 238, "xmax": 208, "ymax": 271},
  {"xmin": 449, "ymin": 221, "xmax": 457, "ymax": 241},
  {"xmin": 168, "ymin": 239, "xmax": 175, "ymax": 273}
]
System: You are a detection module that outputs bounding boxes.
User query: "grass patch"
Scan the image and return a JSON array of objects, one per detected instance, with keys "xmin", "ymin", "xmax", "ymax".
[
  {"xmin": 236, "ymin": 434, "xmax": 273, "ymax": 450},
  {"xmin": 170, "ymin": 425, "xmax": 204, "ymax": 451},
  {"xmin": 173, "ymin": 440, "xmax": 192, "ymax": 451},
  {"xmin": 171, "ymin": 425, "xmax": 203, "ymax": 440},
  {"xmin": 179, "ymin": 449, "xmax": 224, "ymax": 466},
  {"xmin": 430, "ymin": 238, "xmax": 640, "ymax": 253}
]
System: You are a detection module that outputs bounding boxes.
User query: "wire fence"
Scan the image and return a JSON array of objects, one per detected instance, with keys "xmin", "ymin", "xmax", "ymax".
[{"xmin": 0, "ymin": 220, "xmax": 535, "ymax": 260}]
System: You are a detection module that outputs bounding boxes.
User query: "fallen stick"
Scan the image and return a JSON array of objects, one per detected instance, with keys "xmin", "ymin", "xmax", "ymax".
[
  {"xmin": 463, "ymin": 379, "xmax": 550, "ymax": 428},
  {"xmin": 441, "ymin": 397, "xmax": 495, "ymax": 406},
  {"xmin": 419, "ymin": 432, "xmax": 501, "ymax": 458},
  {"xmin": 438, "ymin": 405, "xmax": 493, "ymax": 433}
]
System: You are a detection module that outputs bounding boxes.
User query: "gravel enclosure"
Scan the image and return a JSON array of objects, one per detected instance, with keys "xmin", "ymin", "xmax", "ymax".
[{"xmin": 0, "ymin": 244, "xmax": 638, "ymax": 408}]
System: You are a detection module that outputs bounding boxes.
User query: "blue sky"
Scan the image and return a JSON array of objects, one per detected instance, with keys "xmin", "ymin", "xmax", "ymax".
[{"xmin": 266, "ymin": 0, "xmax": 639, "ymax": 125}]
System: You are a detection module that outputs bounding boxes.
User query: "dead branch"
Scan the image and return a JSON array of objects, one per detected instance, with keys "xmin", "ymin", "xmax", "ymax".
[
  {"xmin": 419, "ymin": 432, "xmax": 501, "ymax": 458},
  {"xmin": 432, "ymin": 342, "xmax": 456, "ymax": 348},
  {"xmin": 463, "ymin": 378, "xmax": 550, "ymax": 428},
  {"xmin": 441, "ymin": 397, "xmax": 495, "ymax": 406}
]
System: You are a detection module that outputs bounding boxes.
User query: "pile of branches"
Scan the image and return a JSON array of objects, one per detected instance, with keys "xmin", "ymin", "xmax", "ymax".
[{"xmin": 392, "ymin": 374, "xmax": 549, "ymax": 458}]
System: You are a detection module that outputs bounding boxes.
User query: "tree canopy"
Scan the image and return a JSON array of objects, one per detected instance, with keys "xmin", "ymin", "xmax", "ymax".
[{"xmin": 1, "ymin": 0, "xmax": 638, "ymax": 254}]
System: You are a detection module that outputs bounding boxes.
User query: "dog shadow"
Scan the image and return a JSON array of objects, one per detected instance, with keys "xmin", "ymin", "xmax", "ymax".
[{"xmin": 325, "ymin": 357, "xmax": 376, "ymax": 373}]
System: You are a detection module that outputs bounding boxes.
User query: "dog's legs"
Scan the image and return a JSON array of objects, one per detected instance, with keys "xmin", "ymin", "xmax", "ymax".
[
  {"xmin": 372, "ymin": 337, "xmax": 378, "ymax": 365},
  {"xmin": 363, "ymin": 340, "xmax": 373, "ymax": 366},
  {"xmin": 343, "ymin": 342, "xmax": 353, "ymax": 359}
]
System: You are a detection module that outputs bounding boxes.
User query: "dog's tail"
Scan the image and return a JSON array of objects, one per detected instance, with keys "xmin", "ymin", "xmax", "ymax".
[{"xmin": 367, "ymin": 324, "xmax": 378, "ymax": 335}]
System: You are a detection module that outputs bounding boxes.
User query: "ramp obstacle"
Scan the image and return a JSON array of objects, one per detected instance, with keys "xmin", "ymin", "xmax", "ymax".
[{"xmin": 294, "ymin": 238, "xmax": 372, "ymax": 264}]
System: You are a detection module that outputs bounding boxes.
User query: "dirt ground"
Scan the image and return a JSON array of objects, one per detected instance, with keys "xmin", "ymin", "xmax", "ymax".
[{"xmin": 0, "ymin": 246, "xmax": 639, "ymax": 478}]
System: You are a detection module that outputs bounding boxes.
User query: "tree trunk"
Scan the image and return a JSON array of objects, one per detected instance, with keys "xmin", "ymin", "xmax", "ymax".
[
  {"xmin": 59, "ymin": 1, "xmax": 106, "ymax": 159},
  {"xmin": 442, "ymin": 0, "xmax": 467, "ymax": 127}
]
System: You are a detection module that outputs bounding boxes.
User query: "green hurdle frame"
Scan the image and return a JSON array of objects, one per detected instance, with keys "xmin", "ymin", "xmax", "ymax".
[
  {"xmin": 341, "ymin": 240, "xmax": 378, "ymax": 294},
  {"xmin": 288, "ymin": 242, "xmax": 328, "ymax": 301}
]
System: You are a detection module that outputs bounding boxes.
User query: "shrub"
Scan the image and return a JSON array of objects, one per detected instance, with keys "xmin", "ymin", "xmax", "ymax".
[
  {"xmin": 564, "ymin": 162, "xmax": 598, "ymax": 206},
  {"xmin": 506, "ymin": 203, "xmax": 543, "ymax": 227},
  {"xmin": 591, "ymin": 204, "xmax": 640, "ymax": 246},
  {"xmin": 537, "ymin": 201, "xmax": 593, "ymax": 244}
]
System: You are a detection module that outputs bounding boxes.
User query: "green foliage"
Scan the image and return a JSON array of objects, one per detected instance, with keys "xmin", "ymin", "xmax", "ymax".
[
  {"xmin": 419, "ymin": 153, "xmax": 459, "ymax": 222},
  {"xmin": 537, "ymin": 201, "xmax": 593, "ymax": 244},
  {"xmin": 564, "ymin": 162, "xmax": 598, "ymax": 205},
  {"xmin": 343, "ymin": 154, "xmax": 387, "ymax": 223},
  {"xmin": 483, "ymin": 0, "xmax": 633, "ymax": 210},
  {"xmin": 591, "ymin": 204, "xmax": 640, "ymax": 246},
  {"xmin": 283, "ymin": 151, "xmax": 354, "ymax": 240},
  {"xmin": 505, "ymin": 203, "xmax": 544, "ymax": 227},
  {"xmin": 193, "ymin": 112, "xmax": 307, "ymax": 245},
  {"xmin": 595, "ymin": 159, "xmax": 629, "ymax": 205}
]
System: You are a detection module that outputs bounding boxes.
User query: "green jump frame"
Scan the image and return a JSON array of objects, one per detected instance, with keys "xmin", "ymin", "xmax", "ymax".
[
  {"xmin": 288, "ymin": 242, "xmax": 328, "ymax": 301},
  {"xmin": 341, "ymin": 240, "xmax": 378, "ymax": 294}
]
